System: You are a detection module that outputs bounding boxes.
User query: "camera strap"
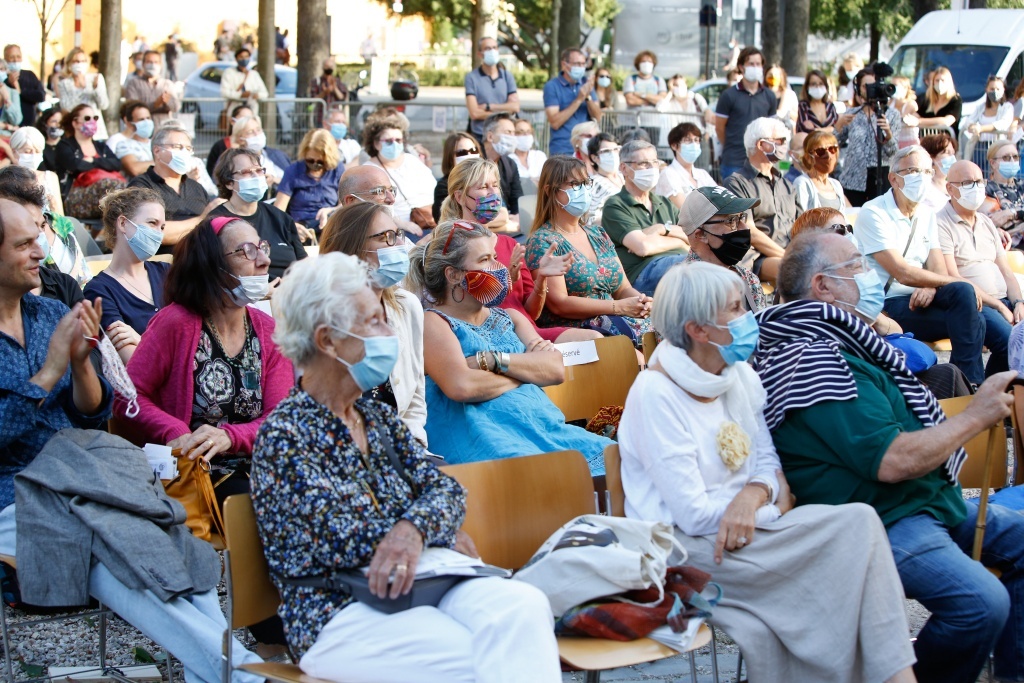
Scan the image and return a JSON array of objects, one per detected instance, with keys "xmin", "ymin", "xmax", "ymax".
[{"xmin": 884, "ymin": 214, "xmax": 919, "ymax": 293}]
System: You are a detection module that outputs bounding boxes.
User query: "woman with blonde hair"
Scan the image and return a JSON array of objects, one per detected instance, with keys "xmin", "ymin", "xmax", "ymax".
[
  {"xmin": 793, "ymin": 130, "xmax": 848, "ymax": 211},
  {"xmin": 570, "ymin": 120, "xmax": 600, "ymax": 174},
  {"xmin": 439, "ymin": 157, "xmax": 600, "ymax": 343},
  {"xmin": 525, "ymin": 156, "xmax": 653, "ymax": 347},
  {"xmin": 765, "ymin": 65, "xmax": 798, "ymax": 128},
  {"xmin": 57, "ymin": 47, "xmax": 110, "ymax": 140},
  {"xmin": 231, "ymin": 114, "xmax": 289, "ymax": 187},
  {"xmin": 919, "ymin": 66, "xmax": 963, "ymax": 137},
  {"xmin": 273, "ymin": 128, "xmax": 343, "ymax": 235}
]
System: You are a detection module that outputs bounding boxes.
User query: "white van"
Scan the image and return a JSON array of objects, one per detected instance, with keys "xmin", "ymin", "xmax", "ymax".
[{"xmin": 888, "ymin": 9, "xmax": 1024, "ymax": 118}]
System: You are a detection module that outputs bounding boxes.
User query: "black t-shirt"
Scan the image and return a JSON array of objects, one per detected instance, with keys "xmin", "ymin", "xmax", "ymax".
[
  {"xmin": 39, "ymin": 265, "xmax": 84, "ymax": 309},
  {"xmin": 128, "ymin": 167, "xmax": 210, "ymax": 221},
  {"xmin": 208, "ymin": 202, "xmax": 307, "ymax": 280},
  {"xmin": 206, "ymin": 138, "xmax": 230, "ymax": 178},
  {"xmin": 922, "ymin": 93, "xmax": 963, "ymax": 137}
]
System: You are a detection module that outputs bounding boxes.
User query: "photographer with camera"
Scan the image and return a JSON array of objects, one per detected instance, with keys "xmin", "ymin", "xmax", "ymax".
[{"xmin": 835, "ymin": 65, "xmax": 902, "ymax": 207}]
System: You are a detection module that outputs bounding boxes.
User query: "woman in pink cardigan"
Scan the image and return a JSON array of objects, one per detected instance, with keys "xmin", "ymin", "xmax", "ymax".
[{"xmin": 115, "ymin": 215, "xmax": 294, "ymax": 500}]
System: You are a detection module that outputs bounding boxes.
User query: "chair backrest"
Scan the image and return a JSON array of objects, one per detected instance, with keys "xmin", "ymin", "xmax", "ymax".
[
  {"xmin": 641, "ymin": 332, "xmax": 658, "ymax": 366},
  {"xmin": 603, "ymin": 444, "xmax": 625, "ymax": 517},
  {"xmin": 940, "ymin": 396, "xmax": 1008, "ymax": 490},
  {"xmin": 1007, "ymin": 249, "xmax": 1024, "ymax": 276},
  {"xmin": 1012, "ymin": 386, "xmax": 1024, "ymax": 486},
  {"xmin": 85, "ymin": 255, "xmax": 113, "ymax": 274},
  {"xmin": 442, "ymin": 450, "xmax": 596, "ymax": 569},
  {"xmin": 543, "ymin": 335, "xmax": 640, "ymax": 423},
  {"xmin": 150, "ymin": 253, "xmax": 174, "ymax": 263},
  {"xmin": 222, "ymin": 494, "xmax": 282, "ymax": 629}
]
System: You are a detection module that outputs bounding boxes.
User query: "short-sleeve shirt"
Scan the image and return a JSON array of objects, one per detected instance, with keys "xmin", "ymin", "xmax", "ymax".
[
  {"xmin": 600, "ymin": 186, "xmax": 683, "ymax": 283},
  {"xmin": 83, "ymin": 260, "xmax": 170, "ymax": 335},
  {"xmin": 936, "ymin": 201, "xmax": 1007, "ymax": 299},
  {"xmin": 770, "ymin": 352, "xmax": 967, "ymax": 529},
  {"xmin": 656, "ymin": 158, "xmax": 718, "ymax": 199},
  {"xmin": 114, "ymin": 137, "xmax": 153, "ymax": 162},
  {"xmin": 543, "ymin": 74, "xmax": 598, "ymax": 156},
  {"xmin": 715, "ymin": 83, "xmax": 778, "ymax": 168},
  {"xmin": 127, "ymin": 167, "xmax": 209, "ymax": 221},
  {"xmin": 922, "ymin": 94, "xmax": 963, "ymax": 137},
  {"xmin": 622, "ymin": 73, "xmax": 667, "ymax": 107},
  {"xmin": 464, "ymin": 66, "xmax": 518, "ymax": 137},
  {"xmin": 855, "ymin": 190, "xmax": 939, "ymax": 299},
  {"xmin": 723, "ymin": 162, "xmax": 802, "ymax": 264},
  {"xmin": 365, "ymin": 156, "xmax": 437, "ymax": 223},
  {"xmin": 276, "ymin": 161, "xmax": 344, "ymax": 223}
]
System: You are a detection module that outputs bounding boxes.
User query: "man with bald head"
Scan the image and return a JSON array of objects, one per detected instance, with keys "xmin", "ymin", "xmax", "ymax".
[
  {"xmin": 319, "ymin": 165, "xmax": 423, "ymax": 237},
  {"xmin": 936, "ymin": 159, "xmax": 1020, "ymax": 375}
]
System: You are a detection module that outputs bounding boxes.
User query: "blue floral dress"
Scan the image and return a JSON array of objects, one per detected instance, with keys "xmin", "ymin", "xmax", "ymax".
[
  {"xmin": 424, "ymin": 308, "xmax": 611, "ymax": 475},
  {"xmin": 526, "ymin": 222, "xmax": 653, "ymax": 346}
]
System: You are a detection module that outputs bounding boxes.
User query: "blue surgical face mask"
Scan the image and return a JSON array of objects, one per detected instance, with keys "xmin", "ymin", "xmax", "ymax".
[
  {"xmin": 0, "ymin": 72, "xmax": 6, "ymax": 85},
  {"xmin": 898, "ymin": 172, "xmax": 928, "ymax": 204},
  {"xmin": 334, "ymin": 330, "xmax": 400, "ymax": 391},
  {"xmin": 36, "ymin": 231, "xmax": 50, "ymax": 261},
  {"xmin": 372, "ymin": 244, "xmax": 410, "ymax": 289},
  {"xmin": 710, "ymin": 311, "xmax": 760, "ymax": 365},
  {"xmin": 330, "ymin": 122, "xmax": 348, "ymax": 140},
  {"xmin": 556, "ymin": 184, "xmax": 592, "ymax": 218},
  {"xmin": 938, "ymin": 155, "xmax": 954, "ymax": 176},
  {"xmin": 124, "ymin": 217, "xmax": 163, "ymax": 261},
  {"xmin": 999, "ymin": 161, "xmax": 1020, "ymax": 180},
  {"xmin": 237, "ymin": 175, "xmax": 268, "ymax": 203},
  {"xmin": 677, "ymin": 142, "xmax": 702, "ymax": 164},
  {"xmin": 482, "ymin": 49, "xmax": 500, "ymax": 66},
  {"xmin": 569, "ymin": 66, "xmax": 586, "ymax": 81},
  {"xmin": 827, "ymin": 268, "xmax": 885, "ymax": 321},
  {"xmin": 166, "ymin": 148, "xmax": 192, "ymax": 175},
  {"xmin": 133, "ymin": 118, "xmax": 154, "ymax": 139},
  {"xmin": 380, "ymin": 141, "xmax": 404, "ymax": 161}
]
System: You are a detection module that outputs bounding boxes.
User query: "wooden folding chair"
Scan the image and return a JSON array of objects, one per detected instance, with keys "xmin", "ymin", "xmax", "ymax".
[
  {"xmin": 1010, "ymin": 386, "xmax": 1024, "ymax": 487},
  {"xmin": 543, "ymin": 336, "xmax": 641, "ymax": 423},
  {"xmin": 939, "ymin": 397, "xmax": 1008, "ymax": 562},
  {"xmin": 641, "ymin": 332, "xmax": 658, "ymax": 366},
  {"xmin": 443, "ymin": 450, "xmax": 711, "ymax": 683},
  {"xmin": 221, "ymin": 495, "xmax": 334, "ymax": 683}
]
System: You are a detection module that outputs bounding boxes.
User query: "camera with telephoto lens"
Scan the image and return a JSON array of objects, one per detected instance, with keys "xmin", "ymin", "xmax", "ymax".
[{"xmin": 864, "ymin": 62, "xmax": 896, "ymax": 110}]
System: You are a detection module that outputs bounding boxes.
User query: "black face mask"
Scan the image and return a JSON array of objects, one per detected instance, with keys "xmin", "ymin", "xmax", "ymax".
[
  {"xmin": 324, "ymin": 68, "xmax": 334, "ymax": 76},
  {"xmin": 704, "ymin": 228, "xmax": 751, "ymax": 267}
]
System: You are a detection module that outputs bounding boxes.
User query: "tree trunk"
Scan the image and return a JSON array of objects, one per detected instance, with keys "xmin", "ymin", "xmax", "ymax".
[
  {"xmin": 869, "ymin": 19, "xmax": 881, "ymax": 64},
  {"xmin": 781, "ymin": 0, "xmax": 808, "ymax": 78},
  {"xmin": 549, "ymin": 0, "xmax": 562, "ymax": 78},
  {"xmin": 258, "ymin": 0, "xmax": 276, "ymax": 144},
  {"xmin": 471, "ymin": 0, "xmax": 500, "ymax": 69},
  {"xmin": 969, "ymin": 0, "xmax": 987, "ymax": 7},
  {"xmin": 98, "ymin": 0, "xmax": 121, "ymax": 130},
  {"xmin": 910, "ymin": 0, "xmax": 939, "ymax": 21},
  {"xmin": 296, "ymin": 0, "xmax": 328, "ymax": 98},
  {"xmin": 761, "ymin": 0, "xmax": 781, "ymax": 67},
  {"xmin": 39, "ymin": 22, "xmax": 47, "ymax": 89},
  {"xmin": 559, "ymin": 0, "xmax": 580, "ymax": 55}
]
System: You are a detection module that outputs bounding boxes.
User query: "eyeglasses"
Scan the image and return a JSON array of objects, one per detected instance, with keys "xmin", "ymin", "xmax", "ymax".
[
  {"xmin": 811, "ymin": 146, "xmax": 840, "ymax": 158},
  {"xmin": 378, "ymin": 137, "xmax": 403, "ymax": 145},
  {"xmin": 823, "ymin": 255, "xmax": 870, "ymax": 275},
  {"xmin": 441, "ymin": 220, "xmax": 477, "ymax": 256},
  {"xmin": 454, "ymin": 147, "xmax": 480, "ymax": 158},
  {"xmin": 563, "ymin": 178, "xmax": 594, "ymax": 192},
  {"xmin": 79, "ymin": 115, "xmax": 99, "ymax": 122},
  {"xmin": 159, "ymin": 142, "xmax": 194, "ymax": 153},
  {"xmin": 367, "ymin": 228, "xmax": 406, "ymax": 246},
  {"xmin": 231, "ymin": 166, "xmax": 267, "ymax": 179},
  {"xmin": 353, "ymin": 185, "xmax": 397, "ymax": 198},
  {"xmin": 566, "ymin": 61, "xmax": 587, "ymax": 68},
  {"xmin": 949, "ymin": 179, "xmax": 985, "ymax": 189},
  {"xmin": 304, "ymin": 158, "xmax": 325, "ymax": 169},
  {"xmin": 225, "ymin": 240, "xmax": 271, "ymax": 261},
  {"xmin": 995, "ymin": 154, "xmax": 1021, "ymax": 163},
  {"xmin": 702, "ymin": 213, "xmax": 747, "ymax": 230},
  {"xmin": 826, "ymin": 223, "xmax": 854, "ymax": 236},
  {"xmin": 896, "ymin": 166, "xmax": 935, "ymax": 177},
  {"xmin": 624, "ymin": 159, "xmax": 658, "ymax": 170}
]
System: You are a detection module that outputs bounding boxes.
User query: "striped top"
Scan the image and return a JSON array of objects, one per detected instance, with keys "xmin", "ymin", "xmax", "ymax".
[{"xmin": 752, "ymin": 300, "xmax": 966, "ymax": 483}]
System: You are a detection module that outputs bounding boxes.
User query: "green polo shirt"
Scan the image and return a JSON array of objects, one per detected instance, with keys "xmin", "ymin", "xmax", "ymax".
[
  {"xmin": 771, "ymin": 353, "xmax": 967, "ymax": 529},
  {"xmin": 600, "ymin": 187, "xmax": 683, "ymax": 284}
]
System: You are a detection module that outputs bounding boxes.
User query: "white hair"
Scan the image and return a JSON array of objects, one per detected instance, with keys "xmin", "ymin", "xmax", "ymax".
[
  {"xmin": 743, "ymin": 117, "xmax": 790, "ymax": 157},
  {"xmin": 651, "ymin": 261, "xmax": 744, "ymax": 351},
  {"xmin": 10, "ymin": 127, "xmax": 44, "ymax": 152},
  {"xmin": 891, "ymin": 144, "xmax": 928, "ymax": 171},
  {"xmin": 272, "ymin": 252, "xmax": 371, "ymax": 367},
  {"xmin": 151, "ymin": 122, "xmax": 192, "ymax": 152}
]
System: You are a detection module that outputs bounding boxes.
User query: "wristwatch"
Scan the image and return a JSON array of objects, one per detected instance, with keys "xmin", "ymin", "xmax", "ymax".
[{"xmin": 485, "ymin": 102, "xmax": 491, "ymax": 112}]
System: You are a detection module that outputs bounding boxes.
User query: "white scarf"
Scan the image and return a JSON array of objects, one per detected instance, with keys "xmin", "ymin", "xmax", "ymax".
[{"xmin": 650, "ymin": 341, "xmax": 766, "ymax": 440}]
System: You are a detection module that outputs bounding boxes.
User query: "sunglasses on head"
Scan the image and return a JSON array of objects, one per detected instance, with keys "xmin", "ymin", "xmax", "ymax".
[
  {"xmin": 827, "ymin": 223, "xmax": 854, "ymax": 236},
  {"xmin": 454, "ymin": 147, "xmax": 480, "ymax": 158},
  {"xmin": 811, "ymin": 146, "xmax": 839, "ymax": 158},
  {"xmin": 441, "ymin": 220, "xmax": 477, "ymax": 256}
]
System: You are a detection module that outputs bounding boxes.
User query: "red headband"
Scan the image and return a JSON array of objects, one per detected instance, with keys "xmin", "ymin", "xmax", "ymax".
[{"xmin": 210, "ymin": 217, "xmax": 235, "ymax": 235}]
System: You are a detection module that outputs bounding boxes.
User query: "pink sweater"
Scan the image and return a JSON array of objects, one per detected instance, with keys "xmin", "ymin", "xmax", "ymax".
[{"xmin": 114, "ymin": 303, "xmax": 294, "ymax": 453}]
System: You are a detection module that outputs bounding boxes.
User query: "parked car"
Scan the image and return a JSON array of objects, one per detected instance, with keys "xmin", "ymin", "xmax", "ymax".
[{"xmin": 182, "ymin": 61, "xmax": 297, "ymax": 131}]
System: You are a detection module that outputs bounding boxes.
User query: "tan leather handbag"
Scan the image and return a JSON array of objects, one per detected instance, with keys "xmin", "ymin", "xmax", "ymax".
[{"xmin": 164, "ymin": 449, "xmax": 226, "ymax": 547}]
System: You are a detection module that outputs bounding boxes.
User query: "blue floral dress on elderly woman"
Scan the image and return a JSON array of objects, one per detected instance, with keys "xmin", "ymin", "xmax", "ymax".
[
  {"xmin": 424, "ymin": 307, "xmax": 611, "ymax": 475},
  {"xmin": 526, "ymin": 222, "xmax": 653, "ymax": 348}
]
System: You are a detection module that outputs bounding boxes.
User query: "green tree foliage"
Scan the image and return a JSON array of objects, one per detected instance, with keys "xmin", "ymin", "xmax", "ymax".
[{"xmin": 810, "ymin": 0, "xmax": 914, "ymax": 45}]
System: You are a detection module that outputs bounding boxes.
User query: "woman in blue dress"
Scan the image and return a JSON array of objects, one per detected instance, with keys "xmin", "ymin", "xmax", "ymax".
[{"xmin": 408, "ymin": 219, "xmax": 612, "ymax": 475}]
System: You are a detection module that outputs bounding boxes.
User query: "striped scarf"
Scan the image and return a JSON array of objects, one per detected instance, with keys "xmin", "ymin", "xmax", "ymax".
[{"xmin": 752, "ymin": 300, "xmax": 966, "ymax": 483}]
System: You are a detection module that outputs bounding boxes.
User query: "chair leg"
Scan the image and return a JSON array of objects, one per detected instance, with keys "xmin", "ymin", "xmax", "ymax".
[
  {"xmin": 584, "ymin": 670, "xmax": 601, "ymax": 683},
  {"xmin": 689, "ymin": 650, "xmax": 698, "ymax": 679},
  {"xmin": 98, "ymin": 602, "xmax": 108, "ymax": 671},
  {"xmin": 0, "ymin": 601, "xmax": 14, "ymax": 683},
  {"xmin": 735, "ymin": 651, "xmax": 744, "ymax": 683},
  {"xmin": 709, "ymin": 626, "xmax": 721, "ymax": 683}
]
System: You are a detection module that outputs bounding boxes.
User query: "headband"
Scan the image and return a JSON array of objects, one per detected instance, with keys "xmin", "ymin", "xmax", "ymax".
[{"xmin": 210, "ymin": 216, "xmax": 235, "ymax": 235}]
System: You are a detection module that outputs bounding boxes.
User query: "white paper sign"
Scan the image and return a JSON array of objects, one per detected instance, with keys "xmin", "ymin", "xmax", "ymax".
[
  {"xmin": 554, "ymin": 340, "xmax": 600, "ymax": 367},
  {"xmin": 143, "ymin": 443, "xmax": 178, "ymax": 481}
]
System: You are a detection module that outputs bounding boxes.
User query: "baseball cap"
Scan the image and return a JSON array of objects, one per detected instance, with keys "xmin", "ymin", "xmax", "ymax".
[{"xmin": 678, "ymin": 186, "xmax": 760, "ymax": 235}]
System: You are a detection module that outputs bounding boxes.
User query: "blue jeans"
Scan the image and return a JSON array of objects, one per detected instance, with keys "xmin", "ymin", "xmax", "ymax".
[
  {"xmin": 631, "ymin": 254, "xmax": 689, "ymax": 296},
  {"xmin": 981, "ymin": 300, "xmax": 1012, "ymax": 376},
  {"xmin": 883, "ymin": 281, "xmax": 987, "ymax": 385},
  {"xmin": 887, "ymin": 500, "xmax": 1024, "ymax": 682},
  {"xmin": 0, "ymin": 505, "xmax": 263, "ymax": 683}
]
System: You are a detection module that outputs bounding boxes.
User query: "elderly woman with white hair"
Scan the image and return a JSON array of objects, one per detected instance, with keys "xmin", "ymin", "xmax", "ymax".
[
  {"xmin": 9, "ymin": 126, "xmax": 64, "ymax": 214},
  {"xmin": 250, "ymin": 252, "xmax": 561, "ymax": 683},
  {"xmin": 618, "ymin": 261, "xmax": 917, "ymax": 683}
]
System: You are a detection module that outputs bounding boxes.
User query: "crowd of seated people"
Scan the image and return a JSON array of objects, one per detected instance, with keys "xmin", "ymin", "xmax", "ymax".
[{"xmin": 8, "ymin": 37, "xmax": 1024, "ymax": 683}]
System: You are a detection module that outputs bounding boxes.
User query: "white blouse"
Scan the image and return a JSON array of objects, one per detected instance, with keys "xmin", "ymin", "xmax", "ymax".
[
  {"xmin": 386, "ymin": 288, "xmax": 428, "ymax": 446},
  {"xmin": 618, "ymin": 370, "xmax": 782, "ymax": 537},
  {"xmin": 366, "ymin": 155, "xmax": 437, "ymax": 223}
]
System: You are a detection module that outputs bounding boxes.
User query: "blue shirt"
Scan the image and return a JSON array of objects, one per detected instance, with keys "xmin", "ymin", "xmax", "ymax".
[
  {"xmin": 464, "ymin": 66, "xmax": 518, "ymax": 137},
  {"xmin": 277, "ymin": 161, "xmax": 344, "ymax": 223},
  {"xmin": 0, "ymin": 295, "xmax": 112, "ymax": 509},
  {"xmin": 542, "ymin": 74, "xmax": 597, "ymax": 155},
  {"xmin": 83, "ymin": 260, "xmax": 170, "ymax": 335}
]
